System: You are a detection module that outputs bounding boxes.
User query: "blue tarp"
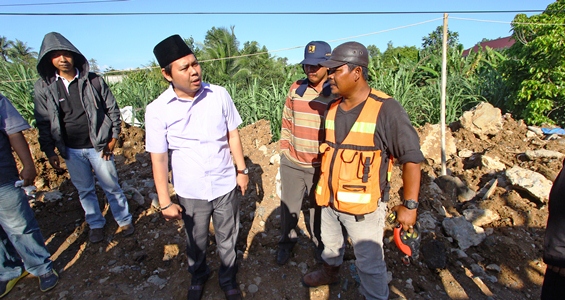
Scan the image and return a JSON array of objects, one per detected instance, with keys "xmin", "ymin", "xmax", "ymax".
[{"xmin": 542, "ymin": 128, "xmax": 565, "ymax": 135}]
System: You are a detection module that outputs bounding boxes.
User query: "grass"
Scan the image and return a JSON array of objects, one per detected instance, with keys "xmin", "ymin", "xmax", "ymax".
[
  {"xmin": 108, "ymin": 68, "xmax": 167, "ymax": 126},
  {"xmin": 226, "ymin": 79, "xmax": 287, "ymax": 141}
]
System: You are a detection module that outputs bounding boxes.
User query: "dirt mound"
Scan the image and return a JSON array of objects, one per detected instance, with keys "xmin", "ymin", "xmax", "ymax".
[{"xmin": 8, "ymin": 115, "xmax": 564, "ymax": 299}]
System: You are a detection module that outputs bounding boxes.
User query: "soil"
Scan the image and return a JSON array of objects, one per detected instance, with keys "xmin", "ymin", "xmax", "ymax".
[{"xmin": 6, "ymin": 115, "xmax": 565, "ymax": 300}]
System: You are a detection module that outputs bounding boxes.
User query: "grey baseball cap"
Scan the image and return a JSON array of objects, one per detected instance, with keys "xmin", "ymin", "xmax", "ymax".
[{"xmin": 319, "ymin": 41, "xmax": 369, "ymax": 68}]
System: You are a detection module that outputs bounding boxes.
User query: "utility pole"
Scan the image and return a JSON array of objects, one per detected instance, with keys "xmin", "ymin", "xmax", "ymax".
[{"xmin": 441, "ymin": 13, "xmax": 448, "ymax": 176}]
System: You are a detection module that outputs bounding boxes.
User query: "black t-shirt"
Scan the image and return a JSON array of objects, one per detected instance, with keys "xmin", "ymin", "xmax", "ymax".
[
  {"xmin": 57, "ymin": 79, "xmax": 92, "ymax": 149},
  {"xmin": 0, "ymin": 130, "xmax": 19, "ymax": 185},
  {"xmin": 333, "ymin": 97, "xmax": 425, "ymax": 189}
]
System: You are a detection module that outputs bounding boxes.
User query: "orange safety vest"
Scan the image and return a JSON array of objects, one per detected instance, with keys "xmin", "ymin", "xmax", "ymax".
[{"xmin": 315, "ymin": 89, "xmax": 393, "ymax": 215}]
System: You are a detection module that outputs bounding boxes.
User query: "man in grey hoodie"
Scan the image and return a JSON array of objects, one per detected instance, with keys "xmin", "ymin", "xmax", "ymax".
[{"xmin": 33, "ymin": 32, "xmax": 133, "ymax": 243}]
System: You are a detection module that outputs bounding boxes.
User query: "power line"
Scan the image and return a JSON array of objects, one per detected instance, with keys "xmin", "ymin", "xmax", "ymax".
[
  {"xmin": 0, "ymin": 15, "xmax": 558, "ymax": 83},
  {"xmin": 0, "ymin": 9, "xmax": 551, "ymax": 17},
  {"xmin": 0, "ymin": 17, "xmax": 445, "ymax": 81},
  {"xmin": 451, "ymin": 16, "xmax": 565, "ymax": 26},
  {"xmin": 198, "ymin": 18, "xmax": 442, "ymax": 64},
  {"xmin": 0, "ymin": 0, "xmax": 128, "ymax": 7}
]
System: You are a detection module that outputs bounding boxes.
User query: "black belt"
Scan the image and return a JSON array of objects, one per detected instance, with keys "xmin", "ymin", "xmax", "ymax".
[{"xmin": 328, "ymin": 203, "xmax": 366, "ymax": 222}]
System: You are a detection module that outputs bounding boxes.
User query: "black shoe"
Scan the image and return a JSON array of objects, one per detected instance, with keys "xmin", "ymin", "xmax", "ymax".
[
  {"xmin": 187, "ymin": 273, "xmax": 209, "ymax": 300},
  {"xmin": 89, "ymin": 228, "xmax": 104, "ymax": 243},
  {"xmin": 119, "ymin": 223, "xmax": 135, "ymax": 236},
  {"xmin": 187, "ymin": 283, "xmax": 205, "ymax": 300},
  {"xmin": 277, "ymin": 248, "xmax": 291, "ymax": 265},
  {"xmin": 224, "ymin": 288, "xmax": 242, "ymax": 300}
]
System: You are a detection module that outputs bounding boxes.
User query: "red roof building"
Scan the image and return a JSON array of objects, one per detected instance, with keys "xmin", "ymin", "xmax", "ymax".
[{"xmin": 462, "ymin": 36, "xmax": 515, "ymax": 57}]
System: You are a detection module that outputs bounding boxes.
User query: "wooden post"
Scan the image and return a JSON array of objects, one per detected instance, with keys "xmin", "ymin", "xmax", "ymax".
[{"xmin": 441, "ymin": 13, "xmax": 448, "ymax": 176}]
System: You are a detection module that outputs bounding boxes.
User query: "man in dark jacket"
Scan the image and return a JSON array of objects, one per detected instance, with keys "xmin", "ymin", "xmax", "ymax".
[
  {"xmin": 33, "ymin": 32, "xmax": 133, "ymax": 244},
  {"xmin": 542, "ymin": 160, "xmax": 565, "ymax": 299}
]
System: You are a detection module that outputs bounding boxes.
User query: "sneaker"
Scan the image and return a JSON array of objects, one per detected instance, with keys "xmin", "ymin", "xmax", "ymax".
[
  {"xmin": 119, "ymin": 223, "xmax": 135, "ymax": 236},
  {"xmin": 89, "ymin": 228, "xmax": 104, "ymax": 243},
  {"xmin": 38, "ymin": 270, "xmax": 58, "ymax": 292},
  {"xmin": 0, "ymin": 271, "xmax": 28, "ymax": 298}
]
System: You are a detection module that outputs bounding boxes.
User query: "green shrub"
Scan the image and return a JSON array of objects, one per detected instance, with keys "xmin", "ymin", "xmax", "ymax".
[
  {"xmin": 369, "ymin": 48, "xmax": 484, "ymax": 127},
  {"xmin": 0, "ymin": 61, "xmax": 37, "ymax": 126},
  {"xmin": 502, "ymin": 0, "xmax": 565, "ymax": 126},
  {"xmin": 227, "ymin": 79, "xmax": 287, "ymax": 141},
  {"xmin": 109, "ymin": 67, "xmax": 167, "ymax": 126}
]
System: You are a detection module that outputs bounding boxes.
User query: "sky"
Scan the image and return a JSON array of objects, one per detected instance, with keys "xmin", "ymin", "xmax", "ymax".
[{"xmin": 0, "ymin": 0, "xmax": 556, "ymax": 72}]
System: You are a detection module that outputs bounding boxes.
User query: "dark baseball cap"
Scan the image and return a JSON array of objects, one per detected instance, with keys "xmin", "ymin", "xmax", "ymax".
[
  {"xmin": 299, "ymin": 41, "xmax": 331, "ymax": 65},
  {"xmin": 319, "ymin": 41, "xmax": 369, "ymax": 68}
]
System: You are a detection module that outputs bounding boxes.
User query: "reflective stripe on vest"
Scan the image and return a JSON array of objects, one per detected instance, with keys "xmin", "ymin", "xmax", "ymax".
[{"xmin": 336, "ymin": 191, "xmax": 372, "ymax": 204}]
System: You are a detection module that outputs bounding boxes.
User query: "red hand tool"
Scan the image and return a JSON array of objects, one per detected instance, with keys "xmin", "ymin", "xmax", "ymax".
[{"xmin": 387, "ymin": 211, "xmax": 421, "ymax": 265}]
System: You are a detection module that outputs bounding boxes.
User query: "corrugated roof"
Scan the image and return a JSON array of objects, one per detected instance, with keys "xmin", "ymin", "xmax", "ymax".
[{"xmin": 462, "ymin": 36, "xmax": 515, "ymax": 57}]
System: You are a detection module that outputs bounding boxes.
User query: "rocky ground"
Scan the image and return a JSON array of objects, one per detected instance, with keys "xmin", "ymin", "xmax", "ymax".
[{"xmin": 6, "ymin": 103, "xmax": 565, "ymax": 300}]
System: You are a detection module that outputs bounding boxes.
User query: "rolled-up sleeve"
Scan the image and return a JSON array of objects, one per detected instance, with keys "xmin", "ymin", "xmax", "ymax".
[{"xmin": 380, "ymin": 99, "xmax": 425, "ymax": 165}]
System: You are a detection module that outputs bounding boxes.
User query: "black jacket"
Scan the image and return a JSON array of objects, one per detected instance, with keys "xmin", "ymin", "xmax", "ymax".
[
  {"xmin": 544, "ymin": 159, "xmax": 565, "ymax": 267},
  {"xmin": 33, "ymin": 32, "xmax": 121, "ymax": 158}
]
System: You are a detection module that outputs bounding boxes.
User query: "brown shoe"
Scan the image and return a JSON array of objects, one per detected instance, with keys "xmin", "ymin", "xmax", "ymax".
[
  {"xmin": 89, "ymin": 228, "xmax": 104, "ymax": 243},
  {"xmin": 119, "ymin": 223, "xmax": 135, "ymax": 236},
  {"xmin": 302, "ymin": 263, "xmax": 341, "ymax": 287}
]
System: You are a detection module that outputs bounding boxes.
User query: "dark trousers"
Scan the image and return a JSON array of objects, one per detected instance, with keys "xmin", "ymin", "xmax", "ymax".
[
  {"xmin": 279, "ymin": 155, "xmax": 322, "ymax": 252},
  {"xmin": 178, "ymin": 188, "xmax": 240, "ymax": 290},
  {"xmin": 541, "ymin": 266, "xmax": 565, "ymax": 300}
]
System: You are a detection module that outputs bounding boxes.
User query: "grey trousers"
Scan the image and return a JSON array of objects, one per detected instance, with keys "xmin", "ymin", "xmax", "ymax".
[
  {"xmin": 279, "ymin": 155, "xmax": 322, "ymax": 252},
  {"xmin": 178, "ymin": 188, "xmax": 240, "ymax": 290},
  {"xmin": 320, "ymin": 202, "xmax": 389, "ymax": 300}
]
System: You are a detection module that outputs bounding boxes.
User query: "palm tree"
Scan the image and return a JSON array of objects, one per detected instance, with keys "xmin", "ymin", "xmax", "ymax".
[
  {"xmin": 8, "ymin": 39, "xmax": 37, "ymax": 63},
  {"xmin": 183, "ymin": 36, "xmax": 202, "ymax": 59},
  {"xmin": 0, "ymin": 36, "xmax": 13, "ymax": 61},
  {"xmin": 201, "ymin": 26, "xmax": 245, "ymax": 84}
]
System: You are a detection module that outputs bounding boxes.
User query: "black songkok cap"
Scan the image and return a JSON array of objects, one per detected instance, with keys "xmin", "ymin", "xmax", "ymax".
[{"xmin": 153, "ymin": 34, "xmax": 194, "ymax": 68}]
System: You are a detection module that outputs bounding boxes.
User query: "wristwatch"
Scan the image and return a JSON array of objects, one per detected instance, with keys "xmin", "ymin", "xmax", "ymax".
[
  {"xmin": 237, "ymin": 168, "xmax": 249, "ymax": 175},
  {"xmin": 403, "ymin": 199, "xmax": 419, "ymax": 210}
]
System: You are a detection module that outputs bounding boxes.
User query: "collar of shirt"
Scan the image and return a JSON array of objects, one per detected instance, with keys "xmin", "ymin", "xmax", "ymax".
[
  {"xmin": 166, "ymin": 83, "xmax": 212, "ymax": 104},
  {"xmin": 296, "ymin": 79, "xmax": 332, "ymax": 97},
  {"xmin": 55, "ymin": 68, "xmax": 80, "ymax": 93}
]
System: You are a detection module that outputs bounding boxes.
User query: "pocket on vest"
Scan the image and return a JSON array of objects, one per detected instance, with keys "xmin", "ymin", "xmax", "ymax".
[
  {"xmin": 335, "ymin": 149, "xmax": 382, "ymax": 214},
  {"xmin": 338, "ymin": 150, "xmax": 380, "ymax": 183}
]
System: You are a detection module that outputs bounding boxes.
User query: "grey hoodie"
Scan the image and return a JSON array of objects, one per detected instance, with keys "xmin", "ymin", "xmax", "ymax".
[
  {"xmin": 36, "ymin": 31, "xmax": 89, "ymax": 81},
  {"xmin": 33, "ymin": 32, "xmax": 121, "ymax": 158}
]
